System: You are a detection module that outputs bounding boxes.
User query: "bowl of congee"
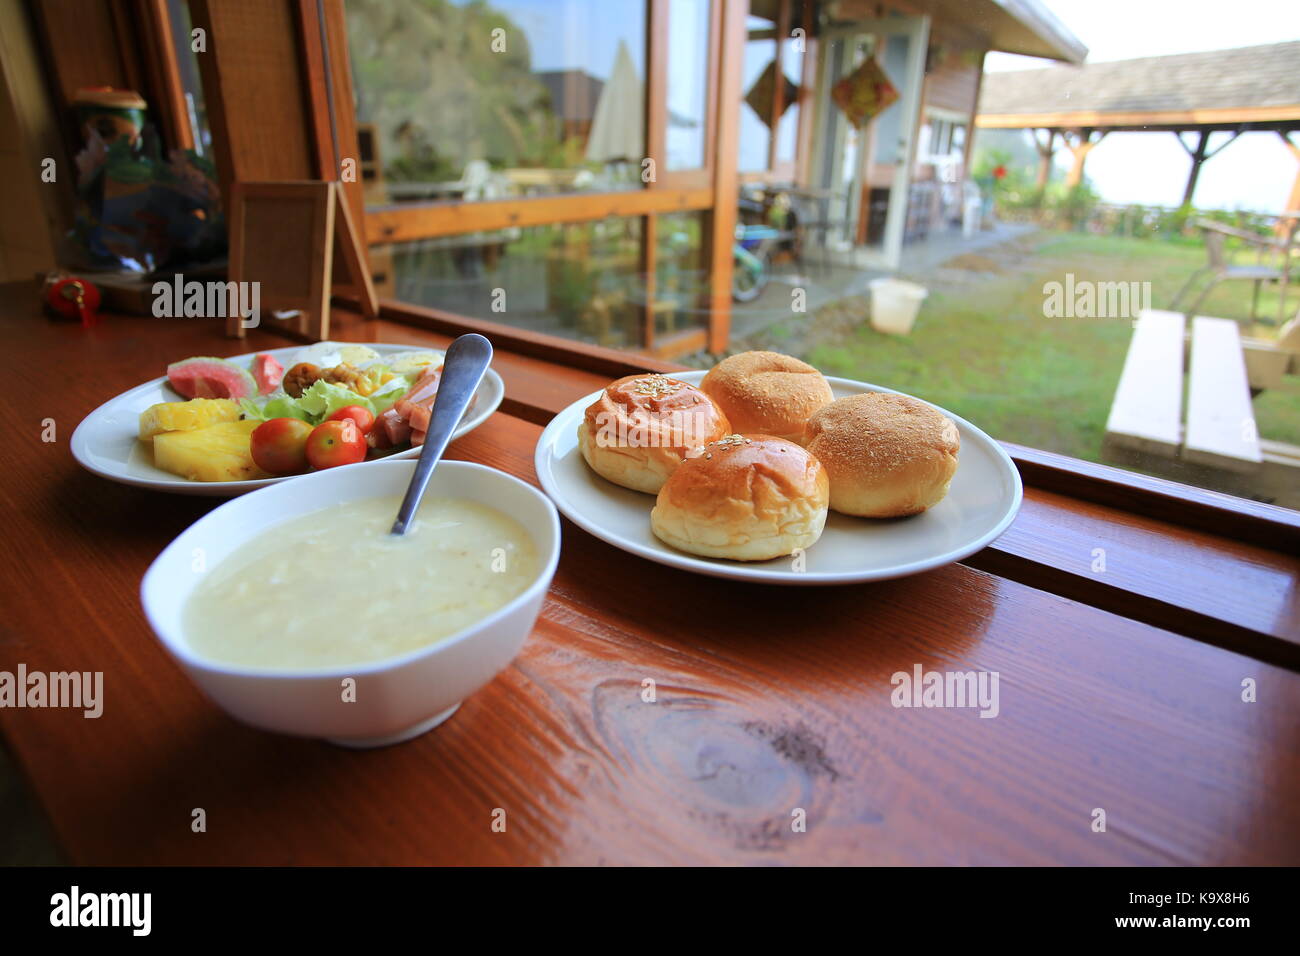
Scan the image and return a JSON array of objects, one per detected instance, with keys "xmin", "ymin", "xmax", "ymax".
[{"xmin": 141, "ymin": 459, "xmax": 560, "ymax": 747}]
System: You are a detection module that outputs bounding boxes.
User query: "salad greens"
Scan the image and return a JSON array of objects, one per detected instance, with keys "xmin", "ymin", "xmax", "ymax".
[{"xmin": 240, "ymin": 369, "xmax": 412, "ymax": 425}]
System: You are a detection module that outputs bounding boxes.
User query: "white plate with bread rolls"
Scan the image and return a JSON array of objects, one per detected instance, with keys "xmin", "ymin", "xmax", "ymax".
[{"xmin": 534, "ymin": 352, "xmax": 1022, "ymax": 585}]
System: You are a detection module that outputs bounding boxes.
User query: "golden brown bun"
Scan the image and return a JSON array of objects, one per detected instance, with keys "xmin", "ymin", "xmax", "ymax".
[
  {"xmin": 804, "ymin": 393, "xmax": 960, "ymax": 518},
  {"xmin": 700, "ymin": 351, "xmax": 834, "ymax": 443},
  {"xmin": 650, "ymin": 434, "xmax": 829, "ymax": 561},
  {"xmin": 579, "ymin": 374, "xmax": 730, "ymax": 494}
]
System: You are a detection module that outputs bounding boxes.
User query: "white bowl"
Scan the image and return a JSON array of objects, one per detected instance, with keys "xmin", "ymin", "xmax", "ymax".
[{"xmin": 141, "ymin": 460, "xmax": 561, "ymax": 747}]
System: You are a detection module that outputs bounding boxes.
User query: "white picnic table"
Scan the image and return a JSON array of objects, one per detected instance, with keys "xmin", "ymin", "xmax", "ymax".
[{"xmin": 1104, "ymin": 309, "xmax": 1300, "ymax": 507}]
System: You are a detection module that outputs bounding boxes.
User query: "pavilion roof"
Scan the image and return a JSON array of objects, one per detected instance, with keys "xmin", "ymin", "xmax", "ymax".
[{"xmin": 977, "ymin": 42, "xmax": 1300, "ymax": 131}]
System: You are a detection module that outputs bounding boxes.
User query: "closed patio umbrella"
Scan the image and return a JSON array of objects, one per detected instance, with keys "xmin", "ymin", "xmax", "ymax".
[{"xmin": 585, "ymin": 40, "xmax": 644, "ymax": 163}]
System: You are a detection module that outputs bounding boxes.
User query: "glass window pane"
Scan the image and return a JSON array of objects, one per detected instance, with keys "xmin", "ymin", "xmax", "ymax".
[
  {"xmin": 666, "ymin": 0, "xmax": 711, "ymax": 171},
  {"xmin": 653, "ymin": 211, "xmax": 710, "ymax": 340},
  {"xmin": 346, "ymin": 0, "xmax": 647, "ymax": 204},
  {"xmin": 378, "ymin": 219, "xmax": 646, "ymax": 348},
  {"xmin": 167, "ymin": 0, "xmax": 211, "ymax": 155},
  {"xmin": 774, "ymin": 31, "xmax": 803, "ymax": 166},
  {"xmin": 737, "ymin": 12, "xmax": 776, "ymax": 172}
]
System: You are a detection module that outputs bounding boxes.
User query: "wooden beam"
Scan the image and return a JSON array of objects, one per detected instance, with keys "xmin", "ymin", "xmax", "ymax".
[
  {"xmin": 977, "ymin": 105, "xmax": 1300, "ymax": 130},
  {"xmin": 651, "ymin": 326, "xmax": 708, "ymax": 360},
  {"xmin": 643, "ymin": 0, "xmax": 665, "ymax": 351},
  {"xmin": 320, "ymin": 0, "xmax": 365, "ymax": 231},
  {"xmin": 645, "ymin": 0, "xmax": 667, "ymax": 182},
  {"xmin": 362, "ymin": 297, "xmax": 684, "ymax": 377},
  {"xmin": 1281, "ymin": 131, "xmax": 1300, "ymax": 162},
  {"xmin": 364, "ymin": 188, "xmax": 713, "ymax": 245},
  {"xmin": 642, "ymin": 214, "xmax": 658, "ymax": 352},
  {"xmin": 705, "ymin": 0, "xmax": 723, "ymax": 174},
  {"xmin": 1176, "ymin": 129, "xmax": 1241, "ymax": 206},
  {"xmin": 651, "ymin": 0, "xmax": 715, "ymax": 192},
  {"xmin": 706, "ymin": 0, "xmax": 748, "ymax": 354},
  {"xmin": 1203, "ymin": 130, "xmax": 1242, "ymax": 161},
  {"xmin": 134, "ymin": 0, "xmax": 193, "ymax": 151},
  {"xmin": 189, "ymin": 0, "xmax": 316, "ymax": 207},
  {"xmin": 295, "ymin": 0, "xmax": 336, "ymax": 181}
]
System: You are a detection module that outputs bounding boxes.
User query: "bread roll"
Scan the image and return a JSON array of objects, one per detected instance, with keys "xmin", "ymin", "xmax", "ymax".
[
  {"xmin": 700, "ymin": 351, "xmax": 833, "ymax": 443},
  {"xmin": 651, "ymin": 434, "xmax": 829, "ymax": 561},
  {"xmin": 579, "ymin": 374, "xmax": 730, "ymax": 494},
  {"xmin": 804, "ymin": 393, "xmax": 959, "ymax": 518}
]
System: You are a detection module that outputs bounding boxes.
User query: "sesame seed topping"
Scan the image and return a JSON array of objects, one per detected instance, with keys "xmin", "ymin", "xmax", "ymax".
[{"xmin": 630, "ymin": 374, "xmax": 678, "ymax": 397}]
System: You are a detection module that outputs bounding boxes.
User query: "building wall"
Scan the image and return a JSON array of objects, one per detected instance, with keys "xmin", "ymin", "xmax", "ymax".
[{"xmin": 924, "ymin": 47, "xmax": 983, "ymax": 117}]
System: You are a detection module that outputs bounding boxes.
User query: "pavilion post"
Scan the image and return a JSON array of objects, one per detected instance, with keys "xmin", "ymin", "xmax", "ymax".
[
  {"xmin": 1034, "ymin": 129, "xmax": 1057, "ymax": 190},
  {"xmin": 1176, "ymin": 129, "xmax": 1241, "ymax": 208},
  {"xmin": 1179, "ymin": 130, "xmax": 1209, "ymax": 207},
  {"xmin": 1279, "ymin": 132, "xmax": 1300, "ymax": 237},
  {"xmin": 1063, "ymin": 128, "xmax": 1105, "ymax": 188}
]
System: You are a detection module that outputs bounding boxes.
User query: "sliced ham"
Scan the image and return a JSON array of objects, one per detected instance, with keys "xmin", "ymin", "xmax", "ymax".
[
  {"xmin": 368, "ymin": 407, "xmax": 411, "ymax": 449},
  {"xmin": 370, "ymin": 361, "xmax": 478, "ymax": 449},
  {"xmin": 396, "ymin": 364, "xmax": 443, "ymax": 437},
  {"xmin": 395, "ymin": 365, "xmax": 443, "ymax": 420},
  {"xmin": 407, "ymin": 402, "xmax": 432, "ymax": 435}
]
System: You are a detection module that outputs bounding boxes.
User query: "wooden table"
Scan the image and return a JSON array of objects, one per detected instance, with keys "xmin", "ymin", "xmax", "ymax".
[{"xmin": 4, "ymin": 281, "xmax": 1299, "ymax": 865}]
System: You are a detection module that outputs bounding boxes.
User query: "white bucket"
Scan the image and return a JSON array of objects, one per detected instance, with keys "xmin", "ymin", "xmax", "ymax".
[
  {"xmin": 962, "ymin": 194, "xmax": 981, "ymax": 238},
  {"xmin": 869, "ymin": 278, "xmax": 928, "ymax": 335}
]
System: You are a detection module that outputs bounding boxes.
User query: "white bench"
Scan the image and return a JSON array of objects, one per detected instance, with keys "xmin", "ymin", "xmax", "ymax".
[
  {"xmin": 1242, "ymin": 313, "xmax": 1300, "ymax": 391},
  {"xmin": 1184, "ymin": 315, "xmax": 1263, "ymax": 472},
  {"xmin": 1104, "ymin": 309, "xmax": 1300, "ymax": 506}
]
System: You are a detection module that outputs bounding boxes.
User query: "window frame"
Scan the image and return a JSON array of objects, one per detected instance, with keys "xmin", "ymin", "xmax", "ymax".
[
  {"xmin": 54, "ymin": 0, "xmax": 1298, "ymax": 528},
  {"xmin": 343, "ymin": 0, "xmax": 731, "ymax": 358}
]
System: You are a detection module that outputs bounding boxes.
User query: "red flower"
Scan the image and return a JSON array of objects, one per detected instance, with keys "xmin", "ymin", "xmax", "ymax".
[{"xmin": 992, "ymin": 165, "xmax": 1007, "ymax": 180}]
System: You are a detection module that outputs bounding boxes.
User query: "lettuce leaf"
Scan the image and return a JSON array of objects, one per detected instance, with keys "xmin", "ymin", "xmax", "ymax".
[
  {"xmin": 296, "ymin": 379, "xmax": 368, "ymax": 419},
  {"xmin": 240, "ymin": 395, "xmax": 311, "ymax": 422},
  {"xmin": 367, "ymin": 376, "xmax": 410, "ymax": 416},
  {"xmin": 239, "ymin": 372, "xmax": 412, "ymax": 425}
]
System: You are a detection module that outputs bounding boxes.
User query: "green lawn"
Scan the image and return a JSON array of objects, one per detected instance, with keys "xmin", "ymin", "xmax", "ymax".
[{"xmin": 796, "ymin": 231, "xmax": 1300, "ymax": 463}]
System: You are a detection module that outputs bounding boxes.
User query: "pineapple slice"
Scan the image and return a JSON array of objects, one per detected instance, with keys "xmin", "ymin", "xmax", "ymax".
[
  {"xmin": 152, "ymin": 420, "xmax": 268, "ymax": 482},
  {"xmin": 139, "ymin": 398, "xmax": 240, "ymax": 441}
]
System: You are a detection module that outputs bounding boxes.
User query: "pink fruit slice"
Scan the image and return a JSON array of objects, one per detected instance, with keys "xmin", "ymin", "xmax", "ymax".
[
  {"xmin": 251, "ymin": 353, "xmax": 284, "ymax": 395},
  {"xmin": 166, "ymin": 357, "xmax": 257, "ymax": 400}
]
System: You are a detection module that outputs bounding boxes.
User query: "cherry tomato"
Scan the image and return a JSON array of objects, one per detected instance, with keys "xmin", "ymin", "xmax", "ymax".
[
  {"xmin": 306, "ymin": 419, "xmax": 367, "ymax": 470},
  {"xmin": 250, "ymin": 418, "xmax": 314, "ymax": 475},
  {"xmin": 328, "ymin": 404, "xmax": 375, "ymax": 435}
]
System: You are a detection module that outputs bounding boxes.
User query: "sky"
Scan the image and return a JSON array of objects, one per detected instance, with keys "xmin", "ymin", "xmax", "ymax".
[
  {"xmin": 485, "ymin": 0, "xmax": 644, "ymax": 77},
  {"xmin": 983, "ymin": 0, "xmax": 1300, "ymax": 212}
]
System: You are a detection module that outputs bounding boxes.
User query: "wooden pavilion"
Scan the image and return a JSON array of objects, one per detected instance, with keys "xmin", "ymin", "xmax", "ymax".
[{"xmin": 975, "ymin": 42, "xmax": 1300, "ymax": 211}]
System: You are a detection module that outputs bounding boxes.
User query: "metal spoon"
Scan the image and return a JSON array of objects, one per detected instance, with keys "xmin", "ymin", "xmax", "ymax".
[{"xmin": 391, "ymin": 333, "xmax": 493, "ymax": 535}]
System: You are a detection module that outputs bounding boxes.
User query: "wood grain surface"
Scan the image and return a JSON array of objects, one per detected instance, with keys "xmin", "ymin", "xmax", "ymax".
[
  {"xmin": 3, "ymin": 285, "xmax": 1299, "ymax": 865},
  {"xmin": 348, "ymin": 306, "xmax": 1300, "ymax": 666}
]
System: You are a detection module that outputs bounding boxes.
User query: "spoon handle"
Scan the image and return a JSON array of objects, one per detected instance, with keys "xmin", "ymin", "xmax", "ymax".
[{"xmin": 391, "ymin": 333, "xmax": 493, "ymax": 535}]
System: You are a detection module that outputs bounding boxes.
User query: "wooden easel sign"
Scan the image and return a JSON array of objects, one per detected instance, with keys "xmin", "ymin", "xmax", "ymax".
[{"xmin": 227, "ymin": 180, "xmax": 377, "ymax": 340}]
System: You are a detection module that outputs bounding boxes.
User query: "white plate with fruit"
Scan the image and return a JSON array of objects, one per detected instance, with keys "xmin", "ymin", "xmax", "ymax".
[{"xmin": 71, "ymin": 341, "xmax": 505, "ymax": 496}]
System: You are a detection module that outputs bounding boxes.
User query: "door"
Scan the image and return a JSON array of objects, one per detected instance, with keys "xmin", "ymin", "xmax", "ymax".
[{"xmin": 811, "ymin": 15, "xmax": 929, "ymax": 270}]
